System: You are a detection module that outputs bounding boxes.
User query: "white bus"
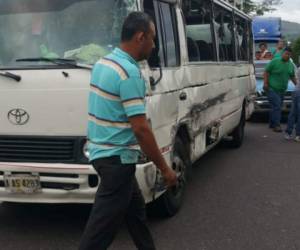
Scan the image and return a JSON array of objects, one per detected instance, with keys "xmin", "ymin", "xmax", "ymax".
[{"xmin": 0, "ymin": 0, "xmax": 255, "ymax": 216}]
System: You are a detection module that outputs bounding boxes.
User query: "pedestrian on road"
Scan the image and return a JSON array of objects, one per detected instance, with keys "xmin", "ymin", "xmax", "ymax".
[
  {"xmin": 271, "ymin": 39, "xmax": 285, "ymax": 59},
  {"xmin": 78, "ymin": 12, "xmax": 177, "ymax": 250},
  {"xmin": 264, "ymin": 47, "xmax": 298, "ymax": 132},
  {"xmin": 285, "ymin": 66, "xmax": 300, "ymax": 142}
]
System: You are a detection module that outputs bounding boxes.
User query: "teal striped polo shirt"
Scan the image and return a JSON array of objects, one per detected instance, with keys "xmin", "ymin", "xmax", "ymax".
[{"xmin": 87, "ymin": 48, "xmax": 146, "ymax": 163}]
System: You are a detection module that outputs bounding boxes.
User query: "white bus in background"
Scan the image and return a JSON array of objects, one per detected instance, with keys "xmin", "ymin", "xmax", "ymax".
[{"xmin": 0, "ymin": 0, "xmax": 255, "ymax": 216}]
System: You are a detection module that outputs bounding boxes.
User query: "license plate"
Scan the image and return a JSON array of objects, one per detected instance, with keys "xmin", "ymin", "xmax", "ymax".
[{"xmin": 4, "ymin": 174, "xmax": 41, "ymax": 194}]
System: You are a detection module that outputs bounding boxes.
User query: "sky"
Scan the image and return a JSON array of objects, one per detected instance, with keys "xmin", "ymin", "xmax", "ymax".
[{"xmin": 257, "ymin": 0, "xmax": 300, "ymax": 24}]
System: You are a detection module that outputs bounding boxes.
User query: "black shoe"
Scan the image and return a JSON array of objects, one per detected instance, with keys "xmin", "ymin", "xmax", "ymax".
[{"xmin": 273, "ymin": 126, "xmax": 282, "ymax": 132}]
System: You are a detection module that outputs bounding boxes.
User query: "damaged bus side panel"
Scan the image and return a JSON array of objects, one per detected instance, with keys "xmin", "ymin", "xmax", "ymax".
[{"xmin": 141, "ymin": 0, "xmax": 255, "ymax": 215}]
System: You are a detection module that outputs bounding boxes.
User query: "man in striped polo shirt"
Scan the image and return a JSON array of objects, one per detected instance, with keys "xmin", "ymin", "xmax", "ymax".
[{"xmin": 79, "ymin": 12, "xmax": 177, "ymax": 250}]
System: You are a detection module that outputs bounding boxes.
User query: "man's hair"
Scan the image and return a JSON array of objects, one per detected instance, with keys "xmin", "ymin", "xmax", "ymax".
[
  {"xmin": 121, "ymin": 12, "xmax": 153, "ymax": 42},
  {"xmin": 284, "ymin": 47, "xmax": 292, "ymax": 53}
]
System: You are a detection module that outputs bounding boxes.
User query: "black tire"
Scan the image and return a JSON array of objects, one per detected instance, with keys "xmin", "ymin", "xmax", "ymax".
[
  {"xmin": 148, "ymin": 137, "xmax": 191, "ymax": 217},
  {"xmin": 228, "ymin": 107, "xmax": 246, "ymax": 148}
]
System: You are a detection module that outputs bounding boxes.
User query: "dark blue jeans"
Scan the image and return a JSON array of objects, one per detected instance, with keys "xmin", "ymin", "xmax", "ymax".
[
  {"xmin": 267, "ymin": 89, "xmax": 284, "ymax": 128},
  {"xmin": 286, "ymin": 93, "xmax": 300, "ymax": 136}
]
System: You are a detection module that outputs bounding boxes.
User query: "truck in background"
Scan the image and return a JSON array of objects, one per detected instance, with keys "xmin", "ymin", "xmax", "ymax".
[{"xmin": 253, "ymin": 16, "xmax": 295, "ymax": 113}]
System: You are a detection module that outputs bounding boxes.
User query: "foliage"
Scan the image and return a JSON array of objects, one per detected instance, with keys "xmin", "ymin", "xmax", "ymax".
[
  {"xmin": 243, "ymin": 0, "xmax": 282, "ymax": 15},
  {"xmin": 242, "ymin": 0, "xmax": 257, "ymax": 14},
  {"xmin": 292, "ymin": 37, "xmax": 300, "ymax": 65}
]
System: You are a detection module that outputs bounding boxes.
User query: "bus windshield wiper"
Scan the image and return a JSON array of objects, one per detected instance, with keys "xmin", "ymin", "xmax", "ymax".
[
  {"xmin": 0, "ymin": 71, "xmax": 21, "ymax": 82},
  {"xmin": 16, "ymin": 57, "xmax": 92, "ymax": 69}
]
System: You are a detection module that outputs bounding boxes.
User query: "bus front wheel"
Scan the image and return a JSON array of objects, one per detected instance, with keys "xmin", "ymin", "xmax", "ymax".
[{"xmin": 149, "ymin": 137, "xmax": 191, "ymax": 217}]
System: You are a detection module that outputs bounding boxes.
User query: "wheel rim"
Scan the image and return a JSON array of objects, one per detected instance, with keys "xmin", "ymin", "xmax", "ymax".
[{"xmin": 170, "ymin": 155, "xmax": 187, "ymax": 197}]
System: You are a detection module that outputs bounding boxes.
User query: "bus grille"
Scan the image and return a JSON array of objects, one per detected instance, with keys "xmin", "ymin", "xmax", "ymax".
[{"xmin": 0, "ymin": 137, "xmax": 77, "ymax": 163}]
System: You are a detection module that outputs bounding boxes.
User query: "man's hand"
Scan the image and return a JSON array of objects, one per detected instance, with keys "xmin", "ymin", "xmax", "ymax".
[
  {"xmin": 263, "ymin": 84, "xmax": 269, "ymax": 92},
  {"xmin": 161, "ymin": 167, "xmax": 177, "ymax": 188},
  {"xmin": 291, "ymin": 77, "xmax": 298, "ymax": 86},
  {"xmin": 263, "ymin": 71, "xmax": 270, "ymax": 92},
  {"xmin": 128, "ymin": 115, "xmax": 178, "ymax": 188}
]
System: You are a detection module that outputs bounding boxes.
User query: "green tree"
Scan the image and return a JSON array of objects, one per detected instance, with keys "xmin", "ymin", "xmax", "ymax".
[
  {"xmin": 243, "ymin": 0, "xmax": 282, "ymax": 15},
  {"xmin": 292, "ymin": 37, "xmax": 300, "ymax": 65},
  {"xmin": 243, "ymin": 0, "xmax": 257, "ymax": 14}
]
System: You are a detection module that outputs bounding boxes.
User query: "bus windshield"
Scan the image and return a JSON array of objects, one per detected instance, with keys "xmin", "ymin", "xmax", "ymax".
[{"xmin": 0, "ymin": 0, "xmax": 137, "ymax": 69}]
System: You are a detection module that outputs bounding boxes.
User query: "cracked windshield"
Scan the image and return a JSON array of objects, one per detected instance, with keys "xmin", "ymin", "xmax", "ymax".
[{"xmin": 0, "ymin": 0, "xmax": 137, "ymax": 68}]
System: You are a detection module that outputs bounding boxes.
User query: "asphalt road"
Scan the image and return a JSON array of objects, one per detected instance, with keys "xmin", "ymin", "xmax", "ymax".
[{"xmin": 0, "ymin": 121, "xmax": 300, "ymax": 250}]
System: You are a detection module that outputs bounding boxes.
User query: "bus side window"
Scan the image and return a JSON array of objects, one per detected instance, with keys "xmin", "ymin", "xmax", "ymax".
[
  {"xmin": 159, "ymin": 2, "xmax": 180, "ymax": 67},
  {"xmin": 248, "ymin": 20, "xmax": 254, "ymax": 62},
  {"xmin": 213, "ymin": 4, "xmax": 235, "ymax": 62},
  {"xmin": 182, "ymin": 0, "xmax": 215, "ymax": 62},
  {"xmin": 235, "ymin": 14, "xmax": 249, "ymax": 61},
  {"xmin": 144, "ymin": 1, "xmax": 164, "ymax": 68}
]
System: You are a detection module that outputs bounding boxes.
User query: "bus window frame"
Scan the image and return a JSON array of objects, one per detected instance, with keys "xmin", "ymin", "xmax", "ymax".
[
  {"xmin": 210, "ymin": 0, "xmax": 218, "ymax": 62},
  {"xmin": 248, "ymin": 20, "xmax": 254, "ymax": 63},
  {"xmin": 182, "ymin": 0, "xmax": 217, "ymax": 63},
  {"xmin": 157, "ymin": 1, "xmax": 181, "ymax": 68},
  {"xmin": 144, "ymin": 0, "xmax": 165, "ymax": 69},
  {"xmin": 212, "ymin": 1, "xmax": 236, "ymax": 62},
  {"xmin": 233, "ymin": 10, "xmax": 251, "ymax": 63}
]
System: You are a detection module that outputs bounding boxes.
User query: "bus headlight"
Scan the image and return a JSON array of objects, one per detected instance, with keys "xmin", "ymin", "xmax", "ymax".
[{"xmin": 83, "ymin": 141, "xmax": 90, "ymax": 159}]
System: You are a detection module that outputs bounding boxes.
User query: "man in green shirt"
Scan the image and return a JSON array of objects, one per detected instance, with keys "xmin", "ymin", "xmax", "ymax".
[
  {"xmin": 264, "ymin": 47, "xmax": 297, "ymax": 132},
  {"xmin": 270, "ymin": 39, "xmax": 285, "ymax": 59}
]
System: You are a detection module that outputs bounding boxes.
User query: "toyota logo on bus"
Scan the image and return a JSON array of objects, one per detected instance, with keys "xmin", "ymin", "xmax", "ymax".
[{"xmin": 8, "ymin": 109, "xmax": 30, "ymax": 125}]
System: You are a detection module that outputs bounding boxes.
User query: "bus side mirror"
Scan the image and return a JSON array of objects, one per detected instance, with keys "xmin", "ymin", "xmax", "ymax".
[{"xmin": 149, "ymin": 55, "xmax": 163, "ymax": 90}]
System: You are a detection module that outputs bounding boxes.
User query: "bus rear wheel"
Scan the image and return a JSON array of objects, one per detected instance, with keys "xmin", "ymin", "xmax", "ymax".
[{"xmin": 228, "ymin": 107, "xmax": 246, "ymax": 148}]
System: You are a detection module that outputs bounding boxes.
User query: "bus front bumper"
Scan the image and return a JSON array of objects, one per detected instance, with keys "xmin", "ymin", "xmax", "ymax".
[{"xmin": 0, "ymin": 161, "xmax": 157, "ymax": 204}]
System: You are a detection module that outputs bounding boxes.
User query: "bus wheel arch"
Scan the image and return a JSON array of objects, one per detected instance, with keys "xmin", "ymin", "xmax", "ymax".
[
  {"xmin": 149, "ymin": 126, "xmax": 192, "ymax": 217},
  {"xmin": 228, "ymin": 100, "xmax": 246, "ymax": 148}
]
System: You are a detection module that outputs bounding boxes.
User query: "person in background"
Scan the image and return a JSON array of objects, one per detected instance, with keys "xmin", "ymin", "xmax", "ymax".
[
  {"xmin": 271, "ymin": 39, "xmax": 285, "ymax": 59},
  {"xmin": 257, "ymin": 42, "xmax": 271, "ymax": 60},
  {"xmin": 285, "ymin": 66, "xmax": 300, "ymax": 142},
  {"xmin": 78, "ymin": 12, "xmax": 177, "ymax": 250},
  {"xmin": 264, "ymin": 47, "xmax": 298, "ymax": 132}
]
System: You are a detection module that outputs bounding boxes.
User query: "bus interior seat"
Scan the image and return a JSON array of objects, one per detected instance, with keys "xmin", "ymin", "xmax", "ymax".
[
  {"xmin": 197, "ymin": 40, "xmax": 212, "ymax": 61},
  {"xmin": 227, "ymin": 44, "xmax": 235, "ymax": 61},
  {"xmin": 187, "ymin": 37, "xmax": 200, "ymax": 61}
]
